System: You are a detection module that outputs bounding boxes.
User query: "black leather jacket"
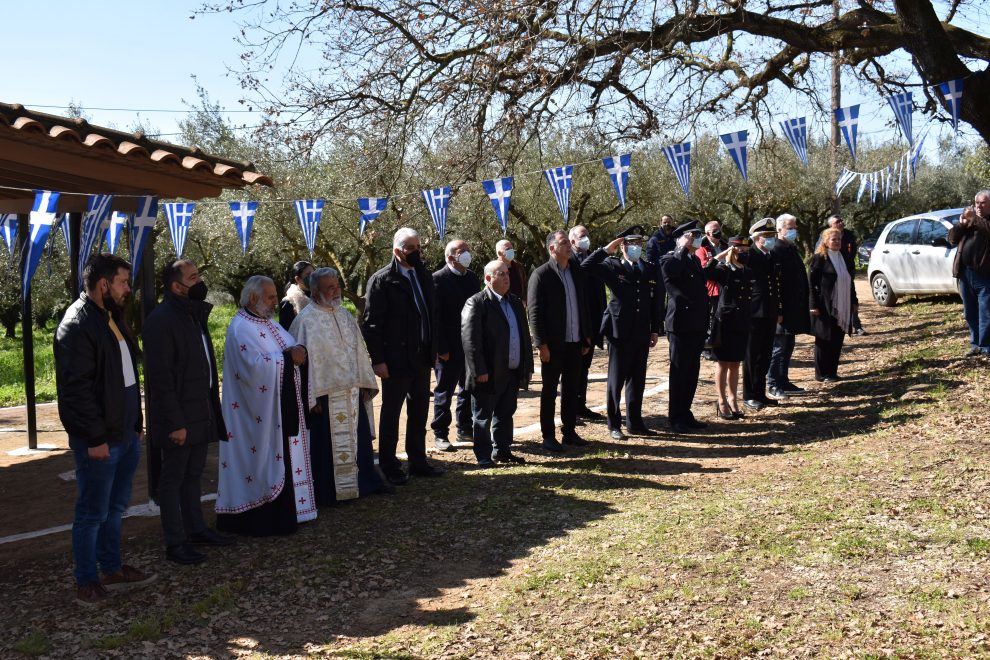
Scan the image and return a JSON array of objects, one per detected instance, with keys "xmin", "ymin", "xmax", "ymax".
[{"xmin": 54, "ymin": 294, "xmax": 142, "ymax": 448}]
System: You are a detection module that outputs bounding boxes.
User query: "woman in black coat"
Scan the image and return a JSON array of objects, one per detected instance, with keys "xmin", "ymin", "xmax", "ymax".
[
  {"xmin": 705, "ymin": 236, "xmax": 754, "ymax": 419},
  {"xmin": 809, "ymin": 228, "xmax": 858, "ymax": 382}
]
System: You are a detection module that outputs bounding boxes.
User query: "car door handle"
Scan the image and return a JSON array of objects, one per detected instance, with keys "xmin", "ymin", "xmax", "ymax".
[
  {"xmin": 882, "ymin": 250, "xmax": 890, "ymax": 254},
  {"xmin": 911, "ymin": 250, "xmax": 920, "ymax": 255}
]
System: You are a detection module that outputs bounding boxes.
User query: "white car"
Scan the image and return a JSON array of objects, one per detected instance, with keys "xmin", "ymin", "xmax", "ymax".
[{"xmin": 867, "ymin": 208, "xmax": 963, "ymax": 307}]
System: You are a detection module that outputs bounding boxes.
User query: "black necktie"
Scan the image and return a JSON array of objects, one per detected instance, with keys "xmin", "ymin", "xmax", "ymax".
[{"xmin": 408, "ymin": 270, "xmax": 430, "ymax": 343}]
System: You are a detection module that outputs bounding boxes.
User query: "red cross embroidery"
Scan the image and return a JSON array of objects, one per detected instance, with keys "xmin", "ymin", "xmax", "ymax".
[
  {"xmin": 240, "ymin": 344, "xmax": 247, "ymax": 352},
  {"xmin": 271, "ymin": 484, "xmax": 278, "ymax": 493},
  {"xmin": 263, "ymin": 355, "xmax": 272, "ymax": 363},
  {"xmin": 260, "ymin": 332, "xmax": 267, "ymax": 338},
  {"xmin": 255, "ymin": 416, "xmax": 263, "ymax": 424},
  {"xmin": 275, "ymin": 453, "xmax": 282, "ymax": 461},
  {"xmin": 295, "ymin": 467, "xmax": 302, "ymax": 476},
  {"xmin": 245, "ymin": 475, "xmax": 253, "ymax": 483},
  {"xmin": 221, "ymin": 461, "xmax": 228, "ymax": 469},
  {"xmin": 232, "ymin": 402, "xmax": 240, "ymax": 410},
  {"xmin": 250, "ymin": 446, "xmax": 257, "ymax": 454},
  {"xmin": 298, "ymin": 497, "xmax": 306, "ymax": 505},
  {"xmin": 292, "ymin": 438, "xmax": 299, "ymax": 446},
  {"xmin": 259, "ymin": 385, "xmax": 268, "ymax": 393},
  {"xmin": 226, "ymin": 431, "xmax": 233, "ymax": 440}
]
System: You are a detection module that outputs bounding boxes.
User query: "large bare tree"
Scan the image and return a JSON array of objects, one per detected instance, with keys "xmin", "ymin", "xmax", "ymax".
[{"xmin": 206, "ymin": 0, "xmax": 990, "ymax": 161}]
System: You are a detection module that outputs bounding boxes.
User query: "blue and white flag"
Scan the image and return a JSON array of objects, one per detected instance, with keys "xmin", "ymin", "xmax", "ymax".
[
  {"xmin": 856, "ymin": 174, "xmax": 869, "ymax": 203},
  {"xmin": 543, "ymin": 165, "xmax": 573, "ymax": 226},
  {"xmin": 105, "ymin": 211, "xmax": 127, "ymax": 254},
  {"xmin": 833, "ymin": 104, "xmax": 860, "ymax": 161},
  {"xmin": 0, "ymin": 214, "xmax": 16, "ymax": 255},
  {"xmin": 910, "ymin": 125, "xmax": 930, "ymax": 176},
  {"xmin": 482, "ymin": 177, "xmax": 513, "ymax": 235},
  {"xmin": 719, "ymin": 130, "xmax": 749, "ymax": 181},
  {"xmin": 422, "ymin": 186, "xmax": 452, "ymax": 241},
  {"xmin": 779, "ymin": 117, "xmax": 809, "ymax": 167},
  {"xmin": 834, "ymin": 168, "xmax": 858, "ymax": 197},
  {"xmin": 870, "ymin": 171, "xmax": 879, "ymax": 204},
  {"xmin": 602, "ymin": 154, "xmax": 631, "ymax": 208},
  {"xmin": 887, "ymin": 92, "xmax": 914, "ymax": 146},
  {"xmin": 128, "ymin": 196, "xmax": 158, "ymax": 280},
  {"xmin": 662, "ymin": 141, "xmax": 692, "ymax": 197},
  {"xmin": 938, "ymin": 78, "xmax": 964, "ymax": 132},
  {"xmin": 163, "ymin": 202, "xmax": 195, "ymax": 257},
  {"xmin": 358, "ymin": 197, "xmax": 388, "ymax": 236},
  {"xmin": 229, "ymin": 201, "xmax": 258, "ymax": 255},
  {"xmin": 54, "ymin": 215, "xmax": 71, "ymax": 254},
  {"xmin": 79, "ymin": 194, "xmax": 113, "ymax": 269},
  {"xmin": 22, "ymin": 191, "xmax": 59, "ymax": 298},
  {"xmin": 294, "ymin": 199, "xmax": 324, "ymax": 257}
]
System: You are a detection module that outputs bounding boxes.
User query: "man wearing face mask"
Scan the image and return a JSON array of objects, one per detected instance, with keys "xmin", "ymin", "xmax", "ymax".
[
  {"xmin": 743, "ymin": 219, "xmax": 783, "ymax": 411},
  {"xmin": 569, "ymin": 225, "xmax": 607, "ymax": 421},
  {"xmin": 696, "ymin": 221, "xmax": 729, "ymax": 361},
  {"xmin": 431, "ymin": 239, "xmax": 482, "ymax": 452},
  {"xmin": 766, "ymin": 213, "xmax": 811, "ymax": 400},
  {"xmin": 496, "ymin": 238, "xmax": 528, "ymax": 305},
  {"xmin": 144, "ymin": 260, "xmax": 234, "ymax": 564},
  {"xmin": 580, "ymin": 226, "xmax": 662, "ymax": 439},
  {"xmin": 362, "ymin": 228, "xmax": 444, "ymax": 485}
]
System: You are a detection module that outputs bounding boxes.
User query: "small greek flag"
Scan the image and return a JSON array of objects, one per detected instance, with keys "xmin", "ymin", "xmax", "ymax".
[
  {"xmin": 163, "ymin": 202, "xmax": 196, "ymax": 257},
  {"xmin": 856, "ymin": 173, "xmax": 869, "ymax": 203},
  {"xmin": 128, "ymin": 196, "xmax": 158, "ymax": 282},
  {"xmin": 294, "ymin": 199, "xmax": 324, "ymax": 257},
  {"xmin": 601, "ymin": 154, "xmax": 631, "ymax": 208},
  {"xmin": 870, "ymin": 171, "xmax": 879, "ymax": 204},
  {"xmin": 834, "ymin": 168, "xmax": 858, "ymax": 197},
  {"xmin": 833, "ymin": 104, "xmax": 860, "ymax": 162},
  {"xmin": 229, "ymin": 201, "xmax": 258, "ymax": 255},
  {"xmin": 105, "ymin": 211, "xmax": 127, "ymax": 254},
  {"xmin": 719, "ymin": 131, "xmax": 749, "ymax": 182},
  {"xmin": 79, "ymin": 194, "xmax": 113, "ymax": 272},
  {"xmin": 887, "ymin": 92, "xmax": 914, "ymax": 146},
  {"xmin": 482, "ymin": 177, "xmax": 513, "ymax": 235},
  {"xmin": 938, "ymin": 78, "xmax": 964, "ymax": 133},
  {"xmin": 662, "ymin": 141, "xmax": 692, "ymax": 197},
  {"xmin": 23, "ymin": 190, "xmax": 59, "ymax": 298},
  {"xmin": 358, "ymin": 197, "xmax": 388, "ymax": 236},
  {"xmin": 422, "ymin": 186, "xmax": 452, "ymax": 241},
  {"xmin": 780, "ymin": 117, "xmax": 809, "ymax": 167},
  {"xmin": 543, "ymin": 165, "xmax": 573, "ymax": 226},
  {"xmin": 0, "ymin": 214, "xmax": 16, "ymax": 255},
  {"xmin": 910, "ymin": 126, "xmax": 930, "ymax": 175}
]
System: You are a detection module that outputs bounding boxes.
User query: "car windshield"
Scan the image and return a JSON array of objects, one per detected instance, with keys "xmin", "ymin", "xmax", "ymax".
[{"xmin": 943, "ymin": 214, "xmax": 961, "ymax": 225}]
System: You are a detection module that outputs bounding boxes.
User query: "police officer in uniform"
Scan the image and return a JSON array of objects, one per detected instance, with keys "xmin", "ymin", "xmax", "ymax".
[
  {"xmin": 580, "ymin": 226, "xmax": 663, "ymax": 439},
  {"xmin": 659, "ymin": 220, "xmax": 711, "ymax": 434},
  {"xmin": 743, "ymin": 218, "xmax": 783, "ymax": 410}
]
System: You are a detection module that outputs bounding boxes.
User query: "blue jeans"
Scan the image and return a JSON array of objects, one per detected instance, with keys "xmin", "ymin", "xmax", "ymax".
[
  {"xmin": 959, "ymin": 268, "xmax": 990, "ymax": 353},
  {"xmin": 767, "ymin": 330, "xmax": 796, "ymax": 389}
]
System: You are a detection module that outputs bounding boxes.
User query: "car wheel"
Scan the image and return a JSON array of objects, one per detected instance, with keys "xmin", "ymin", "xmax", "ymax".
[{"xmin": 871, "ymin": 272, "xmax": 898, "ymax": 307}]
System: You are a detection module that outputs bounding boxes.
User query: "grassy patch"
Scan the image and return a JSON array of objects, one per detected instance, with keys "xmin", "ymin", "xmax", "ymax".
[{"xmin": 12, "ymin": 629, "xmax": 51, "ymax": 656}]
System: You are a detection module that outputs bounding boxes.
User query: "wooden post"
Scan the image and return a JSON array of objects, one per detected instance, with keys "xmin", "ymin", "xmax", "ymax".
[
  {"xmin": 18, "ymin": 213, "xmax": 37, "ymax": 450},
  {"xmin": 138, "ymin": 229, "xmax": 161, "ymax": 503},
  {"xmin": 830, "ymin": 0, "xmax": 842, "ymax": 217}
]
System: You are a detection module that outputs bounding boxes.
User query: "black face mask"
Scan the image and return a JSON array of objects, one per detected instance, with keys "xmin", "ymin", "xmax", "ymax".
[
  {"xmin": 405, "ymin": 250, "xmax": 423, "ymax": 269},
  {"xmin": 736, "ymin": 252, "xmax": 749, "ymax": 264},
  {"xmin": 711, "ymin": 230, "xmax": 722, "ymax": 238},
  {"xmin": 187, "ymin": 281, "xmax": 208, "ymax": 302}
]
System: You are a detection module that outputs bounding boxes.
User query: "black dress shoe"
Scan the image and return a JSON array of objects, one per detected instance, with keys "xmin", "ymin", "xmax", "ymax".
[
  {"xmin": 685, "ymin": 418, "xmax": 708, "ymax": 429},
  {"xmin": 626, "ymin": 426, "xmax": 658, "ymax": 437},
  {"xmin": 670, "ymin": 423, "xmax": 693, "ymax": 434},
  {"xmin": 562, "ymin": 434, "xmax": 588, "ymax": 447},
  {"xmin": 493, "ymin": 451, "xmax": 527, "ymax": 465},
  {"xmin": 383, "ymin": 468, "xmax": 409, "ymax": 486},
  {"xmin": 166, "ymin": 543, "xmax": 206, "ymax": 565},
  {"xmin": 743, "ymin": 399, "xmax": 765, "ymax": 411},
  {"xmin": 476, "ymin": 458, "xmax": 495, "ymax": 468},
  {"xmin": 542, "ymin": 439, "xmax": 565, "ymax": 453},
  {"xmin": 375, "ymin": 480, "xmax": 397, "ymax": 495},
  {"xmin": 433, "ymin": 438, "xmax": 456, "ymax": 452},
  {"xmin": 409, "ymin": 464, "xmax": 444, "ymax": 478},
  {"xmin": 578, "ymin": 407, "xmax": 605, "ymax": 421},
  {"xmin": 189, "ymin": 528, "xmax": 237, "ymax": 547},
  {"xmin": 609, "ymin": 428, "xmax": 625, "ymax": 441}
]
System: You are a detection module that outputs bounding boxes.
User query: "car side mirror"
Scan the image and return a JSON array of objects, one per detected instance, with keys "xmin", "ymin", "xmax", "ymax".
[{"xmin": 931, "ymin": 237, "xmax": 949, "ymax": 248}]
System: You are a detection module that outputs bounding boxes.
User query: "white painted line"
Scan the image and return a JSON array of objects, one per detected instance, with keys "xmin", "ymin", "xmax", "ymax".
[{"xmin": 6, "ymin": 444, "xmax": 60, "ymax": 455}]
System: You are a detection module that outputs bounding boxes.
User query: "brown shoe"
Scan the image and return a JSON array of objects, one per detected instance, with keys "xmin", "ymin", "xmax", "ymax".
[
  {"xmin": 76, "ymin": 582, "xmax": 109, "ymax": 608},
  {"xmin": 102, "ymin": 564, "xmax": 158, "ymax": 592}
]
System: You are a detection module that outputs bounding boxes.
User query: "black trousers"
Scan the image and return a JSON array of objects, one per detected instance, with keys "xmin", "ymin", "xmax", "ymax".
[
  {"xmin": 606, "ymin": 335, "xmax": 649, "ymax": 430},
  {"xmin": 743, "ymin": 316, "xmax": 776, "ymax": 401},
  {"xmin": 378, "ymin": 365, "xmax": 431, "ymax": 471},
  {"xmin": 577, "ymin": 344, "xmax": 595, "ymax": 408},
  {"xmin": 667, "ymin": 331, "xmax": 706, "ymax": 425},
  {"xmin": 471, "ymin": 369, "xmax": 520, "ymax": 462},
  {"xmin": 158, "ymin": 440, "xmax": 208, "ymax": 549},
  {"xmin": 814, "ymin": 318, "xmax": 846, "ymax": 379},
  {"xmin": 431, "ymin": 352, "xmax": 472, "ymax": 440},
  {"xmin": 540, "ymin": 342, "xmax": 582, "ymax": 441}
]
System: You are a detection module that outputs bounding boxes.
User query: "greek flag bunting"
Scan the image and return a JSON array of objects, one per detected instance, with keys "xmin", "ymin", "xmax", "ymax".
[
  {"xmin": 163, "ymin": 203, "xmax": 196, "ymax": 257},
  {"xmin": 0, "ymin": 214, "xmax": 15, "ymax": 255},
  {"xmin": 834, "ymin": 168, "xmax": 858, "ymax": 196},
  {"xmin": 780, "ymin": 117, "xmax": 809, "ymax": 167},
  {"xmin": 294, "ymin": 199, "xmax": 324, "ymax": 256},
  {"xmin": 719, "ymin": 131, "xmax": 748, "ymax": 181},
  {"xmin": 105, "ymin": 212, "xmax": 127, "ymax": 254},
  {"xmin": 422, "ymin": 186, "xmax": 452, "ymax": 241},
  {"xmin": 887, "ymin": 92, "xmax": 914, "ymax": 146},
  {"xmin": 79, "ymin": 194, "xmax": 113, "ymax": 270},
  {"xmin": 22, "ymin": 190, "xmax": 59, "ymax": 298},
  {"xmin": 601, "ymin": 154, "xmax": 631, "ymax": 208},
  {"xmin": 358, "ymin": 197, "xmax": 388, "ymax": 236},
  {"xmin": 543, "ymin": 165, "xmax": 573, "ymax": 226},
  {"xmin": 833, "ymin": 104, "xmax": 860, "ymax": 161},
  {"xmin": 128, "ymin": 196, "xmax": 158, "ymax": 281},
  {"xmin": 938, "ymin": 78, "xmax": 964, "ymax": 132},
  {"xmin": 229, "ymin": 201, "xmax": 258, "ymax": 255},
  {"xmin": 662, "ymin": 141, "xmax": 692, "ymax": 197},
  {"xmin": 481, "ymin": 177, "xmax": 512, "ymax": 235},
  {"xmin": 856, "ymin": 174, "xmax": 869, "ymax": 203}
]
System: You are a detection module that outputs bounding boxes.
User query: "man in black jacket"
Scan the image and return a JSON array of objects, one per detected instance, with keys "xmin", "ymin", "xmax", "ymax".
[
  {"xmin": 462, "ymin": 261, "xmax": 534, "ymax": 466},
  {"xmin": 431, "ymin": 239, "xmax": 481, "ymax": 451},
  {"xmin": 767, "ymin": 213, "xmax": 811, "ymax": 399},
  {"xmin": 144, "ymin": 260, "xmax": 234, "ymax": 565},
  {"xmin": 743, "ymin": 219, "xmax": 782, "ymax": 410},
  {"xmin": 362, "ymin": 227, "xmax": 444, "ymax": 484},
  {"xmin": 569, "ymin": 225, "xmax": 607, "ymax": 420},
  {"xmin": 528, "ymin": 230, "xmax": 591, "ymax": 451},
  {"xmin": 55, "ymin": 253, "xmax": 156, "ymax": 608}
]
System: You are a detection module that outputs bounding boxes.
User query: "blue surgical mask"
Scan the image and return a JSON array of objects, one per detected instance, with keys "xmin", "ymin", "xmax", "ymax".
[
  {"xmin": 763, "ymin": 237, "xmax": 778, "ymax": 250},
  {"xmin": 503, "ymin": 248, "xmax": 515, "ymax": 262},
  {"xmin": 784, "ymin": 229, "xmax": 798, "ymax": 242},
  {"xmin": 626, "ymin": 245, "xmax": 642, "ymax": 262}
]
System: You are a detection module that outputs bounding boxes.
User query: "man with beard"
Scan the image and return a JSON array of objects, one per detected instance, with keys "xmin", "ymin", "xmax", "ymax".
[
  {"xmin": 215, "ymin": 276, "xmax": 313, "ymax": 536},
  {"xmin": 290, "ymin": 267, "xmax": 389, "ymax": 503}
]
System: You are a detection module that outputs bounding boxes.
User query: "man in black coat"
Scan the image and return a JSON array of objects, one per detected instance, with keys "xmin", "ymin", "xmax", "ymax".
[
  {"xmin": 462, "ymin": 261, "xmax": 534, "ymax": 466},
  {"xmin": 431, "ymin": 239, "xmax": 481, "ymax": 451},
  {"xmin": 767, "ymin": 213, "xmax": 811, "ymax": 399},
  {"xmin": 743, "ymin": 219, "xmax": 783, "ymax": 411},
  {"xmin": 144, "ymin": 260, "xmax": 233, "ymax": 565},
  {"xmin": 528, "ymin": 229, "xmax": 592, "ymax": 451},
  {"xmin": 361, "ymin": 227, "xmax": 443, "ymax": 485},
  {"xmin": 659, "ymin": 221, "xmax": 711, "ymax": 434},
  {"xmin": 579, "ymin": 225, "xmax": 662, "ymax": 439},
  {"xmin": 569, "ymin": 225, "xmax": 607, "ymax": 421}
]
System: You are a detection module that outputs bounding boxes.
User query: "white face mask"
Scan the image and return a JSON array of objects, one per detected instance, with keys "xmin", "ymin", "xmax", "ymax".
[
  {"xmin": 457, "ymin": 251, "xmax": 472, "ymax": 268},
  {"xmin": 503, "ymin": 248, "xmax": 515, "ymax": 262},
  {"xmin": 576, "ymin": 236, "xmax": 591, "ymax": 251}
]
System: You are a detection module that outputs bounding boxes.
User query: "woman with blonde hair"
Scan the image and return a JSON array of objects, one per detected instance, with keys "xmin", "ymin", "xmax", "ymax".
[{"xmin": 809, "ymin": 228, "xmax": 857, "ymax": 382}]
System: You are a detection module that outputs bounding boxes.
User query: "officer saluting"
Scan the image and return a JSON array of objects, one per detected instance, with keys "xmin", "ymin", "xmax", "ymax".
[
  {"xmin": 659, "ymin": 220, "xmax": 711, "ymax": 434},
  {"xmin": 579, "ymin": 225, "xmax": 662, "ymax": 439}
]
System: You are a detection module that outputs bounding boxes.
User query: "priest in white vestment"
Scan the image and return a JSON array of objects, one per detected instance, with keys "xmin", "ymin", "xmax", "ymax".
[
  {"xmin": 290, "ymin": 267, "xmax": 389, "ymax": 503},
  {"xmin": 216, "ymin": 275, "xmax": 316, "ymax": 536}
]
